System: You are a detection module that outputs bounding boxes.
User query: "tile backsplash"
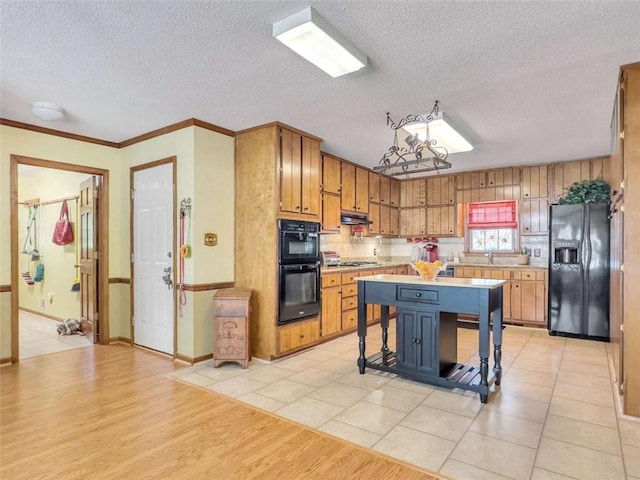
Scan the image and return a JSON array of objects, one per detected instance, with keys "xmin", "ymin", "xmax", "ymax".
[{"xmin": 319, "ymin": 228, "xmax": 548, "ymax": 265}]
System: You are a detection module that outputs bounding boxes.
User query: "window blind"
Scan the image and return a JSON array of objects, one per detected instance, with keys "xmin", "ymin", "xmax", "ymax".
[{"xmin": 468, "ymin": 200, "xmax": 517, "ymax": 228}]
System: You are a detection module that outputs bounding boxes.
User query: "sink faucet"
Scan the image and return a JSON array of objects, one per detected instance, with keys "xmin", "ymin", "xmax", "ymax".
[{"xmin": 485, "ymin": 252, "xmax": 493, "ymax": 264}]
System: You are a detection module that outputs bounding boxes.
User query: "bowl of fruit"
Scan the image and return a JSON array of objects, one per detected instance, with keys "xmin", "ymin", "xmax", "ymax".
[{"xmin": 411, "ymin": 260, "xmax": 445, "ymax": 281}]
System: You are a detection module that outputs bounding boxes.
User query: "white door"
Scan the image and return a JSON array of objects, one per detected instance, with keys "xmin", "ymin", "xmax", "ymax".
[{"xmin": 133, "ymin": 163, "xmax": 174, "ymax": 354}]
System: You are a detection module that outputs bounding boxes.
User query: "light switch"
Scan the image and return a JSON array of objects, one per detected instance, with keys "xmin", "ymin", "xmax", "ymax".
[{"xmin": 204, "ymin": 233, "xmax": 218, "ymax": 246}]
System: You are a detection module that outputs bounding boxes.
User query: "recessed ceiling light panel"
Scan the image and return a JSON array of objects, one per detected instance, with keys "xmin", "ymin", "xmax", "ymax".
[
  {"xmin": 273, "ymin": 7, "xmax": 368, "ymax": 78},
  {"xmin": 403, "ymin": 112, "xmax": 473, "ymax": 153}
]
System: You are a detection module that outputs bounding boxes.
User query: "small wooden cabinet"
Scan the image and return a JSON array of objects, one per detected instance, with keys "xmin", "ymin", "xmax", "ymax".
[
  {"xmin": 322, "ymin": 154, "xmax": 341, "ymax": 195},
  {"xmin": 521, "ymin": 165, "xmax": 548, "ymax": 199},
  {"xmin": 212, "ymin": 288, "xmax": 252, "ymax": 368},
  {"xmin": 400, "ymin": 178, "xmax": 426, "ymax": 207}
]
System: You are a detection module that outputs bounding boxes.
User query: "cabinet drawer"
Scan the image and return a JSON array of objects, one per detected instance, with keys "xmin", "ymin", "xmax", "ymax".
[
  {"xmin": 341, "ymin": 296, "xmax": 357, "ymax": 310},
  {"xmin": 342, "ymin": 283, "xmax": 357, "ymax": 297},
  {"xmin": 342, "ymin": 309, "xmax": 357, "ymax": 330},
  {"xmin": 322, "ymin": 273, "xmax": 341, "ymax": 288},
  {"xmin": 513, "ymin": 270, "xmax": 546, "ymax": 281},
  {"xmin": 397, "ymin": 286, "xmax": 439, "ymax": 305},
  {"xmin": 341, "ymin": 272, "xmax": 359, "ymax": 284}
]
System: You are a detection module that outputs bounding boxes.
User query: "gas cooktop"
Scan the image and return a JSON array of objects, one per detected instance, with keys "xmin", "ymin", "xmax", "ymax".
[{"xmin": 339, "ymin": 261, "xmax": 382, "ymax": 267}]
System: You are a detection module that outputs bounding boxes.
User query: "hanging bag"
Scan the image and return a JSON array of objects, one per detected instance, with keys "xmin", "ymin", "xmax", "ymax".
[{"xmin": 52, "ymin": 200, "xmax": 74, "ymax": 246}]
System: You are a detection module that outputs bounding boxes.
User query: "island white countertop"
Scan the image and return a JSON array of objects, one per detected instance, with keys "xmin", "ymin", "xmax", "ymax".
[{"xmin": 357, "ymin": 274, "xmax": 506, "ymax": 289}]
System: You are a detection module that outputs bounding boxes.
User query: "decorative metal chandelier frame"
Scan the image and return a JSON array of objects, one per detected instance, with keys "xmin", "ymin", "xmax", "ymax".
[{"xmin": 374, "ymin": 101, "xmax": 452, "ymax": 177}]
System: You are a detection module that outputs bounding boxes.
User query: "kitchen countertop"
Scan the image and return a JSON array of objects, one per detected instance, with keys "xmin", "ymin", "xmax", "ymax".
[
  {"xmin": 320, "ymin": 261, "xmax": 407, "ymax": 274},
  {"xmin": 357, "ymin": 273, "xmax": 506, "ymax": 289},
  {"xmin": 321, "ymin": 261, "xmax": 546, "ymax": 274}
]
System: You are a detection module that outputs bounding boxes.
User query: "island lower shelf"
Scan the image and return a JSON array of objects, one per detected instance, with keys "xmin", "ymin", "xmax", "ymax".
[{"xmin": 363, "ymin": 350, "xmax": 500, "ymax": 394}]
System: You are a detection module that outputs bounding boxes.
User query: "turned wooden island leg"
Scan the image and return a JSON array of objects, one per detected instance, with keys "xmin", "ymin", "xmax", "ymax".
[
  {"xmin": 478, "ymin": 295, "xmax": 490, "ymax": 403},
  {"xmin": 357, "ymin": 286, "xmax": 367, "ymax": 374},
  {"xmin": 493, "ymin": 300, "xmax": 504, "ymax": 386}
]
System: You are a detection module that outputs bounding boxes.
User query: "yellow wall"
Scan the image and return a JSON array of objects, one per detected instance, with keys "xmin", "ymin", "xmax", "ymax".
[
  {"xmin": 0, "ymin": 125, "xmax": 125, "ymax": 359},
  {"xmin": 0, "ymin": 124, "xmax": 235, "ymax": 361},
  {"xmin": 17, "ymin": 168, "xmax": 90, "ymax": 320}
]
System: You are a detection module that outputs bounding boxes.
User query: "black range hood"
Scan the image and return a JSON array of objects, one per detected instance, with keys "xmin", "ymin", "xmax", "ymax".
[{"xmin": 340, "ymin": 213, "xmax": 372, "ymax": 225}]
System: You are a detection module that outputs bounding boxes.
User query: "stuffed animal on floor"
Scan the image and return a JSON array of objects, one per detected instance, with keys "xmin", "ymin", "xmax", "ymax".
[{"xmin": 57, "ymin": 318, "xmax": 83, "ymax": 335}]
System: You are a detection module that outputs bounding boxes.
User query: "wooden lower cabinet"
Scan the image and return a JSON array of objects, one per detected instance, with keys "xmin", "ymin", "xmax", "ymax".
[
  {"xmin": 321, "ymin": 285, "xmax": 341, "ymax": 337},
  {"xmin": 454, "ymin": 267, "xmax": 546, "ymax": 326},
  {"xmin": 278, "ymin": 319, "xmax": 320, "ymax": 353},
  {"xmin": 342, "ymin": 309, "xmax": 357, "ymax": 330}
]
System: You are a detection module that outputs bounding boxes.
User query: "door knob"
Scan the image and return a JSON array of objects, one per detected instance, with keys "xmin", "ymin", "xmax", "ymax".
[{"xmin": 162, "ymin": 266, "xmax": 173, "ymax": 290}]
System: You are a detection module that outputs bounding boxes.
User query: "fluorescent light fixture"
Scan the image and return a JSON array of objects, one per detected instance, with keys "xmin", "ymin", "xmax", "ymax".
[
  {"xmin": 403, "ymin": 112, "xmax": 473, "ymax": 153},
  {"xmin": 273, "ymin": 7, "xmax": 368, "ymax": 78},
  {"xmin": 31, "ymin": 101, "xmax": 65, "ymax": 121}
]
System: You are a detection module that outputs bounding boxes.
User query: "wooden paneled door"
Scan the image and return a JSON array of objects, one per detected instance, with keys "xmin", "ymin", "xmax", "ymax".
[{"xmin": 79, "ymin": 176, "xmax": 99, "ymax": 343}]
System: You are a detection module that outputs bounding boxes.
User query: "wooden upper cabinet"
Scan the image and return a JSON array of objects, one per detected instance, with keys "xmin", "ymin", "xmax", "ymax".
[
  {"xmin": 426, "ymin": 205, "xmax": 456, "ymax": 236},
  {"xmin": 456, "ymin": 172, "xmax": 486, "ymax": 190},
  {"xmin": 486, "ymin": 167, "xmax": 519, "ymax": 187},
  {"xmin": 341, "ymin": 162, "xmax": 356, "ymax": 211},
  {"xmin": 379, "ymin": 175, "xmax": 390, "ymax": 204},
  {"xmin": 521, "ymin": 198, "xmax": 549, "ymax": 234},
  {"xmin": 426, "ymin": 176, "xmax": 455, "ymax": 205},
  {"xmin": 322, "ymin": 154, "xmax": 341, "ymax": 195},
  {"xmin": 378, "ymin": 204, "xmax": 398, "ymax": 236},
  {"xmin": 280, "ymin": 128, "xmax": 320, "ymax": 217},
  {"xmin": 389, "ymin": 178, "xmax": 400, "ymax": 206},
  {"xmin": 521, "ymin": 165, "xmax": 548, "ymax": 199},
  {"xmin": 551, "ymin": 158, "xmax": 606, "ymax": 202},
  {"xmin": 369, "ymin": 172, "xmax": 380, "ymax": 203},
  {"xmin": 340, "ymin": 163, "xmax": 368, "ymax": 213},
  {"xmin": 400, "ymin": 179, "xmax": 426, "ymax": 207},
  {"xmin": 368, "ymin": 202, "xmax": 380, "ymax": 235},
  {"xmin": 301, "ymin": 136, "xmax": 320, "ymax": 215},
  {"xmin": 355, "ymin": 167, "xmax": 369, "ymax": 213},
  {"xmin": 321, "ymin": 193, "xmax": 341, "ymax": 232}
]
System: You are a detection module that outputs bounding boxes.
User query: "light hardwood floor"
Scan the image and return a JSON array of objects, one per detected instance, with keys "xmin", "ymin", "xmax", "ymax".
[{"xmin": 0, "ymin": 344, "xmax": 445, "ymax": 480}]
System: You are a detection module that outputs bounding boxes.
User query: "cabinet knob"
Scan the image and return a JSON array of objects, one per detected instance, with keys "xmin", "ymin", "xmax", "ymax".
[
  {"xmin": 303, "ymin": 207, "xmax": 308, "ymax": 211},
  {"xmin": 415, "ymin": 339, "xmax": 421, "ymax": 344},
  {"xmin": 296, "ymin": 206, "xmax": 300, "ymax": 210},
  {"xmin": 416, "ymin": 292, "xmax": 422, "ymax": 297}
]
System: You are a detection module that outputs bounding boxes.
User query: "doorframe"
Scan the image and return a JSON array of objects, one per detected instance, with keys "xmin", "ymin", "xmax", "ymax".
[
  {"xmin": 10, "ymin": 154, "xmax": 110, "ymax": 363},
  {"xmin": 129, "ymin": 157, "xmax": 177, "ymax": 357}
]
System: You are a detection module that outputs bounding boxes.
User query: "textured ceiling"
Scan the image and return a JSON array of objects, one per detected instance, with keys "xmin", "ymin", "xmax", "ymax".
[{"xmin": 1, "ymin": 1, "xmax": 639, "ymax": 175}]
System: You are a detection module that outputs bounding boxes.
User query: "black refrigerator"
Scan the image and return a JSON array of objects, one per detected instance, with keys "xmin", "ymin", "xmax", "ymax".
[{"xmin": 548, "ymin": 203, "xmax": 610, "ymax": 340}]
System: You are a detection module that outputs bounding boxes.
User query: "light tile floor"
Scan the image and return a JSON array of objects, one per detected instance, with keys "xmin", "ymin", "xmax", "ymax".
[
  {"xmin": 169, "ymin": 323, "xmax": 640, "ymax": 480},
  {"xmin": 19, "ymin": 310, "xmax": 92, "ymax": 360}
]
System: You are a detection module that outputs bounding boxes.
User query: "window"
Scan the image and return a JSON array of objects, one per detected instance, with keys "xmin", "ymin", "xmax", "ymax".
[{"xmin": 467, "ymin": 200, "xmax": 517, "ymax": 252}]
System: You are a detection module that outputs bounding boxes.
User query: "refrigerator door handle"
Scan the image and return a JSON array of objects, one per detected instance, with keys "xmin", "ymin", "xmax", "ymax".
[{"xmin": 582, "ymin": 206, "xmax": 591, "ymax": 335}]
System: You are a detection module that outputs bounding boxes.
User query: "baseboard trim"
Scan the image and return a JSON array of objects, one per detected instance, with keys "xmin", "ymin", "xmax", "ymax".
[
  {"xmin": 0, "ymin": 356, "xmax": 12, "ymax": 365},
  {"xmin": 109, "ymin": 337, "xmax": 131, "ymax": 344},
  {"xmin": 174, "ymin": 352, "xmax": 214, "ymax": 364},
  {"xmin": 108, "ymin": 278, "xmax": 130, "ymax": 284},
  {"xmin": 19, "ymin": 307, "xmax": 65, "ymax": 323},
  {"xmin": 194, "ymin": 353, "xmax": 213, "ymax": 364},
  {"xmin": 0, "ymin": 285, "xmax": 11, "ymax": 293}
]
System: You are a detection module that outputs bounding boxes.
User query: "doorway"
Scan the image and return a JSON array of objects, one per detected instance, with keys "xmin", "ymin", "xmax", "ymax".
[
  {"xmin": 130, "ymin": 158, "xmax": 176, "ymax": 356},
  {"xmin": 10, "ymin": 155, "xmax": 109, "ymax": 363}
]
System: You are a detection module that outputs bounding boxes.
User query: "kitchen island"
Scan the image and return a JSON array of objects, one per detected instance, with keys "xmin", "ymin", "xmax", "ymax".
[{"xmin": 356, "ymin": 274, "xmax": 506, "ymax": 403}]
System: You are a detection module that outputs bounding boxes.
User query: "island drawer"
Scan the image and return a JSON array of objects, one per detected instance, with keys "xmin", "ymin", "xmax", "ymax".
[{"xmin": 396, "ymin": 286, "xmax": 440, "ymax": 305}]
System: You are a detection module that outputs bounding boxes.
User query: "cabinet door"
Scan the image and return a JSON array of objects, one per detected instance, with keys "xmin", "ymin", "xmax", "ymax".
[
  {"xmin": 521, "ymin": 198, "xmax": 549, "ymax": 234},
  {"xmin": 369, "ymin": 172, "xmax": 380, "ymax": 203},
  {"xmin": 503, "ymin": 281, "xmax": 512, "ymax": 320},
  {"xmin": 389, "ymin": 178, "xmax": 400, "ymax": 206},
  {"xmin": 355, "ymin": 167, "xmax": 369, "ymax": 213},
  {"xmin": 426, "ymin": 177, "xmax": 440, "ymax": 206},
  {"xmin": 301, "ymin": 136, "xmax": 320, "ymax": 216},
  {"xmin": 521, "ymin": 165, "xmax": 549, "ymax": 199},
  {"xmin": 511, "ymin": 282, "xmax": 522, "ymax": 320},
  {"xmin": 322, "ymin": 194, "xmax": 341, "ymax": 232},
  {"xmin": 399, "ymin": 208, "xmax": 412, "ymax": 236},
  {"xmin": 379, "ymin": 175, "xmax": 390, "ymax": 204},
  {"xmin": 520, "ymin": 281, "xmax": 546, "ymax": 324},
  {"xmin": 280, "ymin": 129, "xmax": 302, "ymax": 214},
  {"xmin": 389, "ymin": 207, "xmax": 399, "ymax": 235},
  {"xmin": 341, "ymin": 309, "xmax": 357, "ymax": 330},
  {"xmin": 341, "ymin": 163, "xmax": 356, "ymax": 212},
  {"xmin": 322, "ymin": 154, "xmax": 341, "ymax": 195},
  {"xmin": 412, "ymin": 179, "xmax": 427, "ymax": 206},
  {"xmin": 426, "ymin": 207, "xmax": 440, "ymax": 235},
  {"xmin": 379, "ymin": 204, "xmax": 391, "ymax": 235},
  {"xmin": 412, "ymin": 208, "xmax": 426, "ymax": 235},
  {"xmin": 321, "ymin": 286, "xmax": 341, "ymax": 337},
  {"xmin": 368, "ymin": 203, "xmax": 380, "ymax": 235},
  {"xmin": 396, "ymin": 309, "xmax": 437, "ymax": 375}
]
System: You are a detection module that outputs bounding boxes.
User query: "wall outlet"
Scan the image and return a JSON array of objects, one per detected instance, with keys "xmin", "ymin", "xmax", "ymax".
[
  {"xmin": 38, "ymin": 297, "xmax": 45, "ymax": 309},
  {"xmin": 534, "ymin": 248, "xmax": 541, "ymax": 257},
  {"xmin": 373, "ymin": 248, "xmax": 377, "ymax": 256}
]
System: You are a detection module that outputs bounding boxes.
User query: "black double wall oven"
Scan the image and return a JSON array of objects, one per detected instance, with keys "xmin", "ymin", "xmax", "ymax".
[{"xmin": 278, "ymin": 219, "xmax": 321, "ymax": 325}]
